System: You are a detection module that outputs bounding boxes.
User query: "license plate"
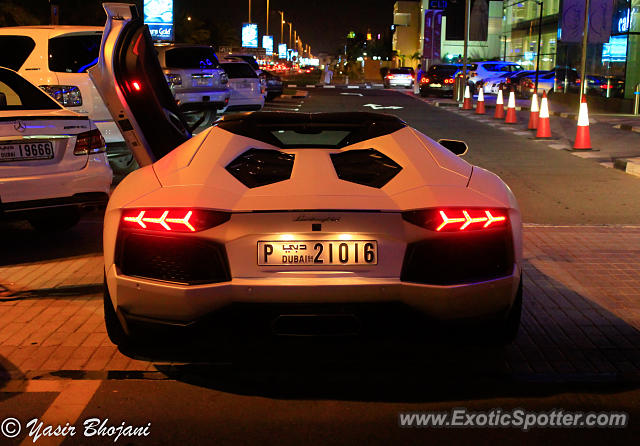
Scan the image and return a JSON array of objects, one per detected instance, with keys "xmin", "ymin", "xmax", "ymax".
[
  {"xmin": 257, "ymin": 240, "xmax": 378, "ymax": 266},
  {"xmin": 429, "ymin": 83, "xmax": 442, "ymax": 88},
  {"xmin": 192, "ymin": 76, "xmax": 213, "ymax": 87},
  {"xmin": 0, "ymin": 141, "xmax": 54, "ymax": 162}
]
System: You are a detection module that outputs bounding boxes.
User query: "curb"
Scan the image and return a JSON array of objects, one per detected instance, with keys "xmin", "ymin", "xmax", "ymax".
[
  {"xmin": 613, "ymin": 158, "xmax": 640, "ymax": 177},
  {"xmin": 613, "ymin": 123, "xmax": 640, "ymax": 133}
]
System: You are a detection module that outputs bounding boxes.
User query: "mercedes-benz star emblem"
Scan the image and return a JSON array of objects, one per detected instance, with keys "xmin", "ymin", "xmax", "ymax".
[{"xmin": 13, "ymin": 120, "xmax": 26, "ymax": 132}]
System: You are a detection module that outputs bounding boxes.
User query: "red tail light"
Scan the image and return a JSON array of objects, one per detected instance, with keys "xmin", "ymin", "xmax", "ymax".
[
  {"xmin": 74, "ymin": 129, "xmax": 106, "ymax": 155},
  {"xmin": 402, "ymin": 208, "xmax": 509, "ymax": 232},
  {"xmin": 131, "ymin": 81, "xmax": 142, "ymax": 91},
  {"xmin": 386, "ymin": 74, "xmax": 394, "ymax": 79},
  {"xmin": 420, "ymin": 77, "xmax": 429, "ymax": 84},
  {"xmin": 444, "ymin": 78, "xmax": 453, "ymax": 84},
  {"xmin": 121, "ymin": 209, "xmax": 230, "ymax": 233}
]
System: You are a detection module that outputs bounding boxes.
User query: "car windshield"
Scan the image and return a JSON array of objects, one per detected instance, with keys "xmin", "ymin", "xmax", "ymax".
[
  {"xmin": 0, "ymin": 36, "xmax": 36, "ymax": 71},
  {"xmin": 48, "ymin": 34, "xmax": 102, "ymax": 73},
  {"xmin": 427, "ymin": 65, "xmax": 459, "ymax": 75},
  {"xmin": 221, "ymin": 63, "xmax": 258, "ymax": 79},
  {"xmin": 164, "ymin": 47, "xmax": 220, "ymax": 69},
  {"xmin": 0, "ymin": 68, "xmax": 61, "ymax": 111},
  {"xmin": 390, "ymin": 68, "xmax": 413, "ymax": 75}
]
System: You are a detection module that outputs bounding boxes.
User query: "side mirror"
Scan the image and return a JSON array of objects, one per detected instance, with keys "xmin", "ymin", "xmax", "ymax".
[
  {"xmin": 0, "ymin": 92, "xmax": 7, "ymax": 108},
  {"xmin": 437, "ymin": 139, "xmax": 468, "ymax": 156}
]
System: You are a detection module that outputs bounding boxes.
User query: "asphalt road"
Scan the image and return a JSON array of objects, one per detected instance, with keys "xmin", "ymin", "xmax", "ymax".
[{"xmin": 2, "ymin": 88, "xmax": 640, "ymax": 446}]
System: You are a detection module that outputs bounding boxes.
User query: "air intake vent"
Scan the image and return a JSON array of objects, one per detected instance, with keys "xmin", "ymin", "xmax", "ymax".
[
  {"xmin": 226, "ymin": 148, "xmax": 294, "ymax": 188},
  {"xmin": 330, "ymin": 148, "xmax": 402, "ymax": 188}
]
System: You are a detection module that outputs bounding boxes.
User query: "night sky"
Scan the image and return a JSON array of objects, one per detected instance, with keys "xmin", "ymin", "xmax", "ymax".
[
  {"xmin": 4, "ymin": 0, "xmax": 401, "ymax": 54},
  {"xmin": 175, "ymin": 0, "xmax": 399, "ymax": 53}
]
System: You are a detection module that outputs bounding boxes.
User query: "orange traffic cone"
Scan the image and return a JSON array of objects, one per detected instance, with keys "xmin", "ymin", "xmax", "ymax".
[
  {"xmin": 476, "ymin": 88, "xmax": 486, "ymax": 114},
  {"xmin": 573, "ymin": 95, "xmax": 592, "ymax": 150},
  {"xmin": 535, "ymin": 90, "xmax": 552, "ymax": 138},
  {"xmin": 527, "ymin": 93, "xmax": 539, "ymax": 130},
  {"xmin": 462, "ymin": 85, "xmax": 473, "ymax": 110},
  {"xmin": 505, "ymin": 90, "xmax": 517, "ymax": 124},
  {"xmin": 494, "ymin": 88, "xmax": 504, "ymax": 119}
]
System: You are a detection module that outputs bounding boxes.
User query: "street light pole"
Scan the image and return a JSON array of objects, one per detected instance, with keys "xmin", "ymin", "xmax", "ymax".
[
  {"xmin": 534, "ymin": 1, "xmax": 543, "ymax": 93},
  {"xmin": 460, "ymin": 0, "xmax": 470, "ymax": 102},
  {"xmin": 579, "ymin": 0, "xmax": 591, "ymax": 102},
  {"xmin": 278, "ymin": 11, "xmax": 284, "ymax": 46},
  {"xmin": 266, "ymin": 0, "xmax": 269, "ymax": 36},
  {"xmin": 288, "ymin": 23, "xmax": 292, "ymax": 48},
  {"xmin": 248, "ymin": 0, "xmax": 251, "ymax": 22}
]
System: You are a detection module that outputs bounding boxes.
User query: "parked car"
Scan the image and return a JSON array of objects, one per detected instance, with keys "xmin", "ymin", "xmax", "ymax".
[
  {"xmin": 419, "ymin": 64, "xmax": 460, "ymax": 96},
  {"xmin": 224, "ymin": 54, "xmax": 267, "ymax": 96},
  {"xmin": 92, "ymin": 3, "xmax": 523, "ymax": 348},
  {"xmin": 0, "ymin": 67, "xmax": 112, "ymax": 231},
  {"xmin": 263, "ymin": 71, "xmax": 283, "ymax": 101},
  {"xmin": 384, "ymin": 67, "xmax": 415, "ymax": 89},
  {"xmin": 155, "ymin": 44, "xmax": 230, "ymax": 119},
  {"xmin": 0, "ymin": 26, "xmax": 133, "ymax": 176},
  {"xmin": 220, "ymin": 62, "xmax": 265, "ymax": 112},
  {"xmin": 468, "ymin": 61, "xmax": 524, "ymax": 90},
  {"xmin": 583, "ymin": 75, "xmax": 625, "ymax": 98}
]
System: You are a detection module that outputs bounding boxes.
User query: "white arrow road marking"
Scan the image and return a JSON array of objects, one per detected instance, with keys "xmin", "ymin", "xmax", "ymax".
[
  {"xmin": 363, "ymin": 104, "xmax": 403, "ymax": 110},
  {"xmin": 340, "ymin": 93, "xmax": 363, "ymax": 96}
]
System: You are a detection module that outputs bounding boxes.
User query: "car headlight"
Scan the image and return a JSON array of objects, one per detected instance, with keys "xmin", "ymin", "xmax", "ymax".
[{"xmin": 39, "ymin": 85, "xmax": 82, "ymax": 107}]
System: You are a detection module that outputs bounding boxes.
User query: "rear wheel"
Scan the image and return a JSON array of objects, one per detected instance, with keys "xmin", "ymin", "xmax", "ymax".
[
  {"xmin": 28, "ymin": 207, "xmax": 81, "ymax": 232},
  {"xmin": 104, "ymin": 276, "xmax": 131, "ymax": 347},
  {"xmin": 492, "ymin": 277, "xmax": 522, "ymax": 344}
]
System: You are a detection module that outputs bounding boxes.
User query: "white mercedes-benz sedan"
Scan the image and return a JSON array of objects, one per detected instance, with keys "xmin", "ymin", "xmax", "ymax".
[{"xmin": 0, "ymin": 67, "xmax": 112, "ymax": 231}]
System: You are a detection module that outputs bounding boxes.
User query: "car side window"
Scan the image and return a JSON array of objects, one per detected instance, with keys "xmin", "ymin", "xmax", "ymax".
[{"xmin": 0, "ymin": 81, "xmax": 21, "ymax": 108}]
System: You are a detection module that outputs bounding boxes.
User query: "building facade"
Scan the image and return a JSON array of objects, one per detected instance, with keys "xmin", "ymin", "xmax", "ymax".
[
  {"xmin": 392, "ymin": 1, "xmax": 422, "ymax": 68},
  {"xmin": 502, "ymin": 0, "xmax": 640, "ymax": 104}
]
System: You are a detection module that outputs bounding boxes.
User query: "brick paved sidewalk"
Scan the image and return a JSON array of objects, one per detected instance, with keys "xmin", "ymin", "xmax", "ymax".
[{"xmin": 1, "ymin": 226, "xmax": 639, "ymax": 379}]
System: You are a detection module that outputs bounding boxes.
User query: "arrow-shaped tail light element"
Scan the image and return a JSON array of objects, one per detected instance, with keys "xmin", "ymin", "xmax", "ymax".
[
  {"xmin": 436, "ymin": 210, "xmax": 466, "ymax": 232},
  {"xmin": 412, "ymin": 209, "xmax": 509, "ymax": 232},
  {"xmin": 121, "ymin": 209, "xmax": 230, "ymax": 233},
  {"xmin": 484, "ymin": 210, "xmax": 506, "ymax": 228}
]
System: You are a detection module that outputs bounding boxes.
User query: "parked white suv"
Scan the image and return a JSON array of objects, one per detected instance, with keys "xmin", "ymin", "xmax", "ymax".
[
  {"xmin": 469, "ymin": 61, "xmax": 524, "ymax": 89},
  {"xmin": 0, "ymin": 26, "xmax": 133, "ymax": 175}
]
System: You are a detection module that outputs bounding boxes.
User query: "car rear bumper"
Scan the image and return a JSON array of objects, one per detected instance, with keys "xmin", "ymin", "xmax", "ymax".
[
  {"xmin": 106, "ymin": 264, "xmax": 520, "ymax": 328},
  {"xmin": 175, "ymin": 90, "xmax": 231, "ymax": 110},
  {"xmin": 0, "ymin": 156, "xmax": 112, "ymax": 206},
  {"xmin": 386, "ymin": 79, "xmax": 413, "ymax": 87}
]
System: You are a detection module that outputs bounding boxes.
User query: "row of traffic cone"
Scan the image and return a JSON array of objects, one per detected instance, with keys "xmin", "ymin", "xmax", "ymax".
[{"xmin": 461, "ymin": 85, "xmax": 592, "ymax": 150}]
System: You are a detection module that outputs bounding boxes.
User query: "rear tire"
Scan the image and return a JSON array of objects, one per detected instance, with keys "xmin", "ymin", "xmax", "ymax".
[
  {"xmin": 104, "ymin": 276, "xmax": 130, "ymax": 347},
  {"xmin": 494, "ymin": 277, "xmax": 522, "ymax": 344},
  {"xmin": 28, "ymin": 207, "xmax": 81, "ymax": 232}
]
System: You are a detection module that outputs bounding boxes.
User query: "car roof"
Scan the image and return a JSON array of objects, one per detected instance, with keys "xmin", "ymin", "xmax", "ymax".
[{"xmin": 216, "ymin": 112, "xmax": 407, "ymax": 149}]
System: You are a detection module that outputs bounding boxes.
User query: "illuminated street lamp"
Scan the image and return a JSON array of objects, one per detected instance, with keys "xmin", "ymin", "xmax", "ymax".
[
  {"xmin": 266, "ymin": 0, "xmax": 269, "ymax": 36},
  {"xmin": 278, "ymin": 11, "xmax": 285, "ymax": 46}
]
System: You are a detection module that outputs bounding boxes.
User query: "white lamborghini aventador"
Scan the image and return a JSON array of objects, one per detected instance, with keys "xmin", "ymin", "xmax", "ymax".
[{"xmin": 91, "ymin": 4, "xmax": 523, "ymax": 346}]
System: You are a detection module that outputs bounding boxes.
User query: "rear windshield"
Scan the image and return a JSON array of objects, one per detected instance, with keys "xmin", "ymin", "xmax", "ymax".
[
  {"xmin": 48, "ymin": 34, "xmax": 102, "ymax": 73},
  {"xmin": 0, "ymin": 36, "xmax": 36, "ymax": 71},
  {"xmin": 221, "ymin": 63, "xmax": 257, "ymax": 79},
  {"xmin": 270, "ymin": 130, "xmax": 351, "ymax": 147},
  {"xmin": 390, "ymin": 68, "xmax": 413, "ymax": 75},
  {"xmin": 427, "ymin": 65, "xmax": 459, "ymax": 75},
  {"xmin": 228, "ymin": 56, "xmax": 259, "ymax": 71},
  {"xmin": 0, "ymin": 68, "xmax": 61, "ymax": 110},
  {"xmin": 164, "ymin": 47, "xmax": 220, "ymax": 69}
]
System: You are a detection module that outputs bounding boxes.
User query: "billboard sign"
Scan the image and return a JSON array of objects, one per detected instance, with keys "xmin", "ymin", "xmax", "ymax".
[
  {"xmin": 242, "ymin": 23, "xmax": 259, "ymax": 48},
  {"xmin": 262, "ymin": 35, "xmax": 274, "ymax": 56},
  {"xmin": 278, "ymin": 44, "xmax": 287, "ymax": 59},
  {"xmin": 144, "ymin": 0, "xmax": 174, "ymax": 41}
]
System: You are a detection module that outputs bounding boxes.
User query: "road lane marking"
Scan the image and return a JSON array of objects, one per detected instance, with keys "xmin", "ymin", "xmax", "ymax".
[
  {"xmin": 0, "ymin": 379, "xmax": 102, "ymax": 446},
  {"xmin": 363, "ymin": 104, "xmax": 403, "ymax": 110}
]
